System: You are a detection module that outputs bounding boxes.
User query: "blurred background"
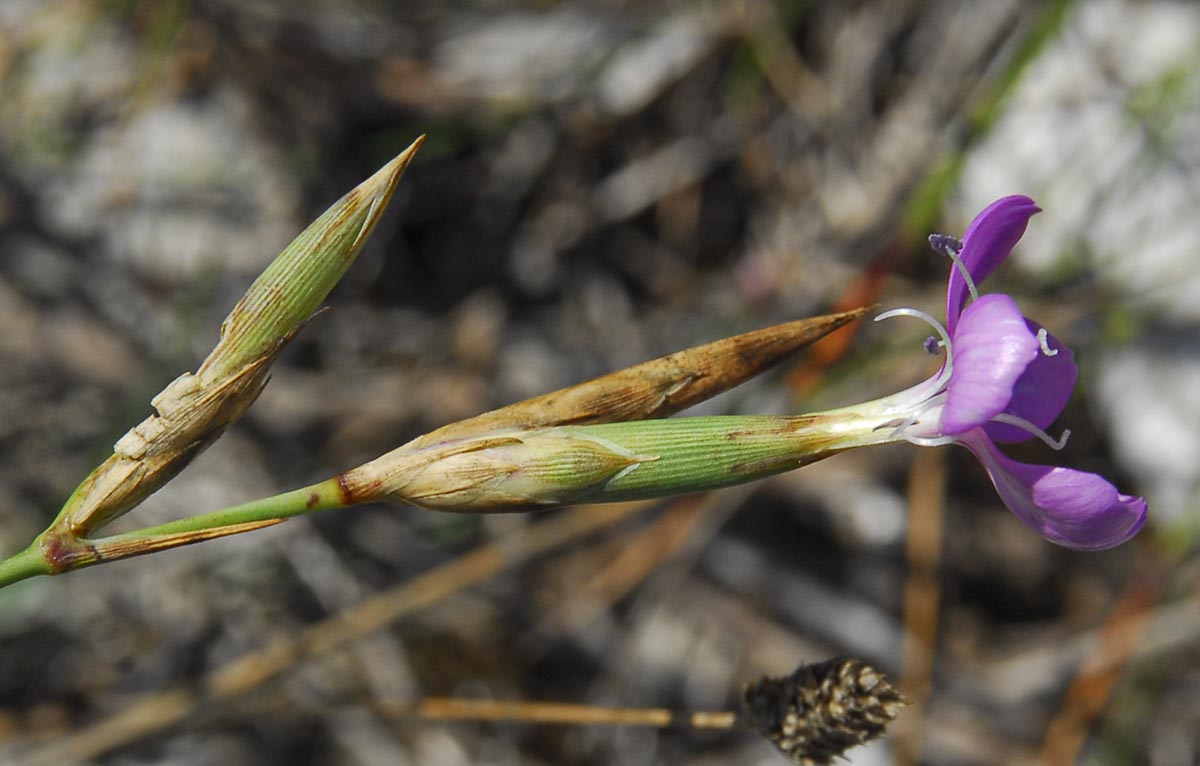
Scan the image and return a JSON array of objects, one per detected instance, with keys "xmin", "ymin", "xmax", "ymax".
[{"xmin": 1, "ymin": 1, "xmax": 1198, "ymax": 764}]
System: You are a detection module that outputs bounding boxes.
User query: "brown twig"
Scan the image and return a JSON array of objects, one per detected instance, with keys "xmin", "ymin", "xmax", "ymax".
[
  {"xmin": 896, "ymin": 447, "xmax": 947, "ymax": 766},
  {"xmin": 532, "ymin": 494, "xmax": 711, "ymax": 638},
  {"xmin": 1037, "ymin": 578, "xmax": 1158, "ymax": 765},
  {"xmin": 17, "ymin": 502, "xmax": 653, "ymax": 766},
  {"xmin": 382, "ymin": 697, "xmax": 738, "ymax": 730}
]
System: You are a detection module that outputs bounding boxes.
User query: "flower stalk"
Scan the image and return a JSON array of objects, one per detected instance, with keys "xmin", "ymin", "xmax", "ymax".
[
  {"xmin": 0, "ymin": 190, "xmax": 1148, "ymax": 589},
  {"xmin": 0, "ymin": 141, "xmax": 425, "ymax": 588},
  {"xmin": 0, "ymin": 307, "xmax": 865, "ymax": 586},
  {"xmin": 343, "ymin": 195, "xmax": 1147, "ymax": 551}
]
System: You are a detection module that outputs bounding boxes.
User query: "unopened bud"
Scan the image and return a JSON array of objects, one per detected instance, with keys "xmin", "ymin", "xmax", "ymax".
[
  {"xmin": 53, "ymin": 140, "xmax": 423, "ymax": 536},
  {"xmin": 342, "ymin": 430, "xmax": 658, "ymax": 511},
  {"xmin": 339, "ymin": 414, "xmax": 854, "ymax": 514},
  {"xmin": 199, "ymin": 138, "xmax": 423, "ymax": 383}
]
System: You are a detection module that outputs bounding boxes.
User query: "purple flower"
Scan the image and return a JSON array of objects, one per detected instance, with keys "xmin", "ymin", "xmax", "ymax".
[{"xmin": 865, "ymin": 196, "xmax": 1146, "ymax": 550}]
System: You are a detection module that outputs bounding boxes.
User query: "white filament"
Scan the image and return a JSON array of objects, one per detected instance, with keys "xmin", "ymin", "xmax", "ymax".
[
  {"xmin": 872, "ymin": 306, "xmax": 1074, "ymax": 452},
  {"xmin": 875, "ymin": 307, "xmax": 955, "ymax": 391},
  {"xmin": 930, "ymin": 234, "xmax": 979, "ymax": 303},
  {"xmin": 947, "ymin": 249, "xmax": 979, "ymax": 302},
  {"xmin": 990, "ymin": 413, "xmax": 1071, "ymax": 450},
  {"xmin": 898, "ymin": 433, "xmax": 959, "ymax": 447},
  {"xmin": 886, "ymin": 396, "xmax": 951, "ymax": 445}
]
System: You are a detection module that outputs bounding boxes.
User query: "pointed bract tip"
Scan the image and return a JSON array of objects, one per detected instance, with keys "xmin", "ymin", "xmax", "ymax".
[
  {"xmin": 352, "ymin": 136, "xmax": 425, "ymax": 250},
  {"xmin": 375, "ymin": 135, "xmax": 425, "ymax": 186}
]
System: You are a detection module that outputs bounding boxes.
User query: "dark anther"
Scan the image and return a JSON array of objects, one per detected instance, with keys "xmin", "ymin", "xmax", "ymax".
[{"xmin": 928, "ymin": 233, "xmax": 963, "ymax": 256}]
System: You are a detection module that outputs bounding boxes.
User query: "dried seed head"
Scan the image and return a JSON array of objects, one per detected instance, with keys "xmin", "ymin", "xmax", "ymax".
[{"xmin": 741, "ymin": 657, "xmax": 907, "ymax": 765}]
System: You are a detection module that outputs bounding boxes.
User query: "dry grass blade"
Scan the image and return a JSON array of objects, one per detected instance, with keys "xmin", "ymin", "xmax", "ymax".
[
  {"xmin": 896, "ymin": 447, "xmax": 946, "ymax": 766},
  {"xmin": 538, "ymin": 497, "xmax": 708, "ymax": 636},
  {"xmin": 393, "ymin": 698, "xmax": 737, "ymax": 729},
  {"xmin": 1037, "ymin": 579, "xmax": 1158, "ymax": 765},
  {"xmin": 19, "ymin": 502, "xmax": 651, "ymax": 766},
  {"xmin": 410, "ymin": 308, "xmax": 869, "ymax": 448},
  {"xmin": 85, "ymin": 519, "xmax": 285, "ymax": 565},
  {"xmin": 527, "ymin": 483, "xmax": 753, "ymax": 655}
]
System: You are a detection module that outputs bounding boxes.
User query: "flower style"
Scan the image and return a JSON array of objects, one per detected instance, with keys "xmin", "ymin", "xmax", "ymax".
[{"xmin": 826, "ymin": 196, "xmax": 1146, "ymax": 550}]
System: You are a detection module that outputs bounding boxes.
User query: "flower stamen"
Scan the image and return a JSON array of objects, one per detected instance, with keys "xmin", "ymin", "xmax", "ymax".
[
  {"xmin": 898, "ymin": 433, "xmax": 959, "ymax": 447},
  {"xmin": 888, "ymin": 397, "xmax": 955, "ymax": 446},
  {"xmin": 990, "ymin": 413, "xmax": 1071, "ymax": 450},
  {"xmin": 928, "ymin": 234, "xmax": 963, "ymax": 255},
  {"xmin": 1037, "ymin": 328, "xmax": 1058, "ymax": 356},
  {"xmin": 875, "ymin": 307, "xmax": 955, "ymax": 390},
  {"xmin": 930, "ymin": 233, "xmax": 979, "ymax": 302}
]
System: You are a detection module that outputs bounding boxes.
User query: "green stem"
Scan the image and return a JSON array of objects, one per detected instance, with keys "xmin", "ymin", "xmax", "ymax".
[
  {"xmin": 96, "ymin": 476, "xmax": 348, "ymax": 545},
  {"xmin": 0, "ymin": 544, "xmax": 54, "ymax": 589},
  {"xmin": 0, "ymin": 477, "xmax": 352, "ymax": 588}
]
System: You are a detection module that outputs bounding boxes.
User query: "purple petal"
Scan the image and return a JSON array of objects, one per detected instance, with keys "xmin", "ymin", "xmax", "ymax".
[
  {"xmin": 986, "ymin": 321, "xmax": 1078, "ymax": 443},
  {"xmin": 946, "ymin": 196, "xmax": 1041, "ymax": 333},
  {"xmin": 959, "ymin": 431, "xmax": 1148, "ymax": 550},
  {"xmin": 940, "ymin": 294, "xmax": 1038, "ymax": 436}
]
